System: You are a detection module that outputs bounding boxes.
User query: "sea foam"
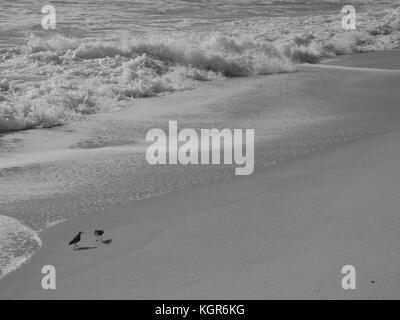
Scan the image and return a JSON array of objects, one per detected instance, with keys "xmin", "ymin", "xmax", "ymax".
[
  {"xmin": 0, "ymin": 215, "xmax": 42, "ymax": 279},
  {"xmin": 0, "ymin": 4, "xmax": 399, "ymax": 133}
]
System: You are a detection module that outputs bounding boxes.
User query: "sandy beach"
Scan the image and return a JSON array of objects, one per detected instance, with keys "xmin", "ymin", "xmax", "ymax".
[{"xmin": 1, "ymin": 49, "xmax": 400, "ymax": 299}]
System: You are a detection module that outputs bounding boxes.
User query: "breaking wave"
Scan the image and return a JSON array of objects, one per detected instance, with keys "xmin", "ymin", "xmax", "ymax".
[{"xmin": 0, "ymin": 4, "xmax": 399, "ymax": 133}]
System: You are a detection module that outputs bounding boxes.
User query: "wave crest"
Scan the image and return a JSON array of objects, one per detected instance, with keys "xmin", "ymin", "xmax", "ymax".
[{"xmin": 1, "ymin": 5, "xmax": 399, "ymax": 133}]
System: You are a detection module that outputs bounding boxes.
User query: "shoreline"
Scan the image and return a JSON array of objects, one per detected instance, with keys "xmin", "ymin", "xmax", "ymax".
[
  {"xmin": 2, "ymin": 127, "xmax": 400, "ymax": 299},
  {"xmin": 1, "ymin": 49, "xmax": 400, "ymax": 298}
]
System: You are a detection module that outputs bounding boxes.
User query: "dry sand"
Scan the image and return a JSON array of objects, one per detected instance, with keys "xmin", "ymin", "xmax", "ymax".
[{"xmin": 1, "ymin": 53, "xmax": 400, "ymax": 299}]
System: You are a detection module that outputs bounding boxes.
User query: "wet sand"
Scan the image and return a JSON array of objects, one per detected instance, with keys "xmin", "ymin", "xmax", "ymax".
[
  {"xmin": 1, "ymin": 51, "xmax": 400, "ymax": 299},
  {"xmin": 323, "ymin": 48, "xmax": 400, "ymax": 70}
]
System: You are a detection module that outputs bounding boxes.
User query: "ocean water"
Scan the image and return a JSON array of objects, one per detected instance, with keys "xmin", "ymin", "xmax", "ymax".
[
  {"xmin": 0, "ymin": 0, "xmax": 400, "ymax": 279},
  {"xmin": 0, "ymin": 1, "xmax": 395, "ymax": 47},
  {"xmin": 0, "ymin": 1, "xmax": 400, "ymax": 133},
  {"xmin": 0, "ymin": 215, "xmax": 41, "ymax": 278}
]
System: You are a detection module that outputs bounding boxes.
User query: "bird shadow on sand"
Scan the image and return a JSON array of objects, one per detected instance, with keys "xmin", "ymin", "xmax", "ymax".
[
  {"xmin": 101, "ymin": 239, "xmax": 112, "ymax": 245},
  {"xmin": 74, "ymin": 246, "xmax": 97, "ymax": 250}
]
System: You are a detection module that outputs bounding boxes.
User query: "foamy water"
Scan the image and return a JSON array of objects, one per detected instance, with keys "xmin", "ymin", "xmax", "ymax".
[
  {"xmin": 1, "ymin": 1, "xmax": 400, "ymax": 133},
  {"xmin": 0, "ymin": 215, "xmax": 41, "ymax": 279},
  {"xmin": 1, "ymin": 0, "xmax": 400, "ymax": 280}
]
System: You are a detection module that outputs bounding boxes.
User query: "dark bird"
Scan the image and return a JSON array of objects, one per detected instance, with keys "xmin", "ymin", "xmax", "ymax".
[
  {"xmin": 69, "ymin": 231, "xmax": 83, "ymax": 249},
  {"xmin": 94, "ymin": 230, "xmax": 104, "ymax": 242}
]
